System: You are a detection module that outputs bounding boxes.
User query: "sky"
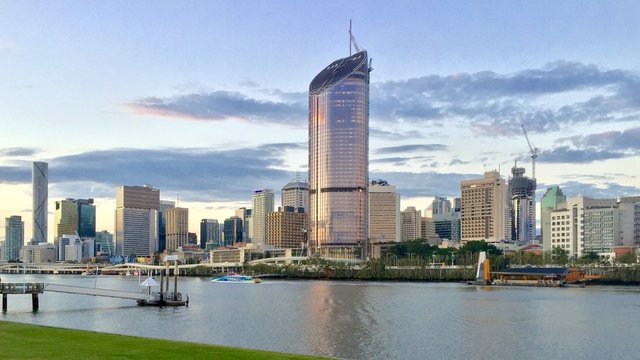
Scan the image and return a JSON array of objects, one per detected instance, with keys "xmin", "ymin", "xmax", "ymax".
[{"xmin": 1, "ymin": 1, "xmax": 640, "ymax": 242}]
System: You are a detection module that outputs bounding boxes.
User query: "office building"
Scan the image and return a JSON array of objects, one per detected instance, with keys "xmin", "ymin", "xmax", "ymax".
[
  {"xmin": 158, "ymin": 200, "xmax": 175, "ymax": 253},
  {"xmin": 32, "ymin": 161, "xmax": 48, "ymax": 244},
  {"xmin": 619, "ymin": 196, "xmax": 640, "ymax": 246},
  {"xmin": 460, "ymin": 171, "xmax": 508, "ymax": 243},
  {"xmin": 223, "ymin": 217, "xmax": 243, "ymax": 246},
  {"xmin": 368, "ymin": 180, "xmax": 400, "ymax": 243},
  {"xmin": 548, "ymin": 196, "xmax": 620, "ymax": 258},
  {"xmin": 282, "ymin": 176, "xmax": 309, "ymax": 213},
  {"xmin": 421, "ymin": 217, "xmax": 441, "ymax": 245},
  {"xmin": 115, "ymin": 185, "xmax": 160, "ymax": 257},
  {"xmin": 434, "ymin": 211, "xmax": 461, "ymax": 241},
  {"xmin": 431, "ymin": 197, "xmax": 452, "ymax": 216},
  {"xmin": 401, "ymin": 207, "xmax": 422, "ymax": 241},
  {"xmin": 166, "ymin": 207, "xmax": 189, "ymax": 252},
  {"xmin": 3, "ymin": 215, "xmax": 24, "ymax": 261},
  {"xmin": 541, "ymin": 186, "xmax": 567, "ymax": 252},
  {"xmin": 507, "ymin": 165, "xmax": 537, "ymax": 244},
  {"xmin": 252, "ymin": 189, "xmax": 274, "ymax": 245},
  {"xmin": 20, "ymin": 243, "xmax": 56, "ymax": 263},
  {"xmin": 266, "ymin": 207, "xmax": 308, "ymax": 248},
  {"xmin": 54, "ymin": 198, "xmax": 96, "ymax": 255},
  {"xmin": 309, "ymin": 48, "xmax": 371, "ymax": 258},
  {"xmin": 235, "ymin": 207, "xmax": 252, "ymax": 243},
  {"xmin": 200, "ymin": 219, "xmax": 221, "ymax": 249},
  {"xmin": 95, "ymin": 230, "xmax": 114, "ymax": 256}
]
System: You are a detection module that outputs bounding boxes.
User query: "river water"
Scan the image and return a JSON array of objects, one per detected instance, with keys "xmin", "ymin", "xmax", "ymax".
[{"xmin": 1, "ymin": 274, "xmax": 639, "ymax": 360}]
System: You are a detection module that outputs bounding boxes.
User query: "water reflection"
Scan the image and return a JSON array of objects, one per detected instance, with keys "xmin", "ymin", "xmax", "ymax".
[{"xmin": 1, "ymin": 274, "xmax": 640, "ymax": 360}]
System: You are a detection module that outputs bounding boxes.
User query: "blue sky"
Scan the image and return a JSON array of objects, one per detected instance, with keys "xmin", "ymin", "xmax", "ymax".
[{"xmin": 1, "ymin": 1, "xmax": 639, "ymax": 241}]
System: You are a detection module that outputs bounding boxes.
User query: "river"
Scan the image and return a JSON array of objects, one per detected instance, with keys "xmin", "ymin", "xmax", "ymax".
[{"xmin": 1, "ymin": 274, "xmax": 639, "ymax": 359}]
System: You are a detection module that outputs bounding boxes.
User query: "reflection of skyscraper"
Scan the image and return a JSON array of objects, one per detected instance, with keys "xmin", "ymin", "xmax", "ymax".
[
  {"xmin": 309, "ymin": 49, "xmax": 371, "ymax": 257},
  {"xmin": 32, "ymin": 161, "xmax": 48, "ymax": 244}
]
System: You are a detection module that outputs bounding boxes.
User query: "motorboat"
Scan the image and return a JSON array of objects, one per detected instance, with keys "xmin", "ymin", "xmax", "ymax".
[{"xmin": 211, "ymin": 274, "xmax": 262, "ymax": 284}]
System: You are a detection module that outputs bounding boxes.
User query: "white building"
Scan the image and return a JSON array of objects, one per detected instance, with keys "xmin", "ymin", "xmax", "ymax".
[
  {"xmin": 368, "ymin": 181, "xmax": 400, "ymax": 243},
  {"xmin": 251, "ymin": 189, "xmax": 274, "ymax": 245},
  {"xmin": 281, "ymin": 176, "xmax": 309, "ymax": 213}
]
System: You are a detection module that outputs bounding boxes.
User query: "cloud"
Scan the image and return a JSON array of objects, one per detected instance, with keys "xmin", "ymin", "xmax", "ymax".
[
  {"xmin": 538, "ymin": 146, "xmax": 627, "ymax": 164},
  {"xmin": 127, "ymin": 90, "xmax": 306, "ymax": 126},
  {"xmin": 567, "ymin": 126, "xmax": 640, "ymax": 152},
  {"xmin": 0, "ymin": 147, "xmax": 39, "ymax": 157},
  {"xmin": 375, "ymin": 144, "xmax": 447, "ymax": 155},
  {"xmin": 370, "ymin": 128, "xmax": 424, "ymax": 140},
  {"xmin": 370, "ymin": 61, "xmax": 640, "ymax": 136},
  {"xmin": 370, "ymin": 171, "xmax": 478, "ymax": 199},
  {"xmin": 0, "ymin": 144, "xmax": 307, "ymax": 202},
  {"xmin": 540, "ymin": 181, "xmax": 640, "ymax": 200}
]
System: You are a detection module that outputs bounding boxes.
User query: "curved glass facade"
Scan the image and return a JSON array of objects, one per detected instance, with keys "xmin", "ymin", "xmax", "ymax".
[{"xmin": 309, "ymin": 51, "xmax": 370, "ymax": 253}]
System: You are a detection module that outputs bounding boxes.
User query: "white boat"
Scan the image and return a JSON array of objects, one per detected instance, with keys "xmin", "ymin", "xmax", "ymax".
[{"xmin": 211, "ymin": 274, "xmax": 262, "ymax": 284}]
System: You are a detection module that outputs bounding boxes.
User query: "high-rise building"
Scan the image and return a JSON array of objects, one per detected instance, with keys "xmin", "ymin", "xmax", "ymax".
[
  {"xmin": 158, "ymin": 200, "xmax": 175, "ymax": 253},
  {"xmin": 368, "ymin": 180, "xmax": 400, "ymax": 243},
  {"xmin": 460, "ymin": 171, "xmax": 507, "ymax": 243},
  {"xmin": 3, "ymin": 215, "xmax": 24, "ymax": 261},
  {"xmin": 166, "ymin": 207, "xmax": 188, "ymax": 252},
  {"xmin": 115, "ymin": 185, "xmax": 160, "ymax": 257},
  {"xmin": 401, "ymin": 207, "xmax": 422, "ymax": 242},
  {"xmin": 541, "ymin": 185, "xmax": 567, "ymax": 252},
  {"xmin": 32, "ymin": 161, "xmax": 48, "ymax": 244},
  {"xmin": 54, "ymin": 198, "xmax": 96, "ymax": 240},
  {"xmin": 548, "ymin": 196, "xmax": 620, "ymax": 257},
  {"xmin": 431, "ymin": 197, "xmax": 452, "ymax": 216},
  {"xmin": 282, "ymin": 176, "xmax": 309, "ymax": 213},
  {"xmin": 200, "ymin": 219, "xmax": 220, "ymax": 249},
  {"xmin": 434, "ymin": 211, "xmax": 461, "ymax": 242},
  {"xmin": 251, "ymin": 189, "xmax": 274, "ymax": 245},
  {"xmin": 223, "ymin": 217, "xmax": 243, "ymax": 246},
  {"xmin": 421, "ymin": 217, "xmax": 440, "ymax": 244},
  {"xmin": 309, "ymin": 49, "xmax": 371, "ymax": 258},
  {"xmin": 266, "ymin": 207, "xmax": 308, "ymax": 249},
  {"xmin": 95, "ymin": 230, "xmax": 114, "ymax": 256},
  {"xmin": 508, "ymin": 165, "xmax": 537, "ymax": 244},
  {"xmin": 619, "ymin": 196, "xmax": 640, "ymax": 246},
  {"xmin": 235, "ymin": 207, "xmax": 252, "ymax": 243}
]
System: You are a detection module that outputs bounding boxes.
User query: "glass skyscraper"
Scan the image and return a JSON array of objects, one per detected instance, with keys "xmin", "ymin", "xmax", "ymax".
[
  {"xmin": 32, "ymin": 161, "xmax": 48, "ymax": 244},
  {"xmin": 309, "ymin": 50, "xmax": 371, "ymax": 257}
]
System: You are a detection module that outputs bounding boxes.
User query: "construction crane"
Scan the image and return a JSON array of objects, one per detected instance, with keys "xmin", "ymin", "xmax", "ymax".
[{"xmin": 521, "ymin": 124, "xmax": 538, "ymax": 179}]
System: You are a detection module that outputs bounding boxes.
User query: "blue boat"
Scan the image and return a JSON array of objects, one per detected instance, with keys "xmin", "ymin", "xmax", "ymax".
[{"xmin": 211, "ymin": 274, "xmax": 262, "ymax": 284}]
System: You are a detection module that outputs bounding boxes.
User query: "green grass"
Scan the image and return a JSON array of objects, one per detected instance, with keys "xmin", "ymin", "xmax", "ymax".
[{"xmin": 0, "ymin": 320, "xmax": 327, "ymax": 359}]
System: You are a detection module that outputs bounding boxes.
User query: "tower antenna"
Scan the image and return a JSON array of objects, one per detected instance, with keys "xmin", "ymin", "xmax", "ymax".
[
  {"xmin": 349, "ymin": 19, "xmax": 352, "ymax": 56},
  {"xmin": 349, "ymin": 19, "xmax": 362, "ymax": 54}
]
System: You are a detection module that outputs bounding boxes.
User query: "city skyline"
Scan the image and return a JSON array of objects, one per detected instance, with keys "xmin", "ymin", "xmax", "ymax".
[{"xmin": 1, "ymin": 2, "xmax": 640, "ymax": 240}]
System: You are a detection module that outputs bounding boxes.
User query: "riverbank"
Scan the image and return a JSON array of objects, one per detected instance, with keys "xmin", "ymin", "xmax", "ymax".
[{"xmin": 0, "ymin": 320, "xmax": 326, "ymax": 360}]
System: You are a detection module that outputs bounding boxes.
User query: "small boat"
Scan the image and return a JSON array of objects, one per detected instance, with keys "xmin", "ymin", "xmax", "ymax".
[{"xmin": 211, "ymin": 274, "xmax": 262, "ymax": 284}]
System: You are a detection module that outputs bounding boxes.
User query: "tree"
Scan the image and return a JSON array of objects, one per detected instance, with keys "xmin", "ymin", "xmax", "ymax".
[
  {"xmin": 616, "ymin": 252, "xmax": 637, "ymax": 265},
  {"xmin": 551, "ymin": 247, "xmax": 569, "ymax": 265},
  {"xmin": 457, "ymin": 240, "xmax": 502, "ymax": 256}
]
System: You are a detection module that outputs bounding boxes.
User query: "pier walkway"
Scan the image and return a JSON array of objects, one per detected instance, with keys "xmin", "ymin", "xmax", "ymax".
[{"xmin": 44, "ymin": 284, "xmax": 144, "ymax": 300}]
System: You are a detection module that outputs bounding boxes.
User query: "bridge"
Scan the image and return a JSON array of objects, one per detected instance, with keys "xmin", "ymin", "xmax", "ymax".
[{"xmin": 247, "ymin": 256, "xmax": 363, "ymax": 265}]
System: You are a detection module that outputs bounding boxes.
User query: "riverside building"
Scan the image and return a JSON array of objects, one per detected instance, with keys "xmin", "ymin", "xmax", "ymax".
[
  {"xmin": 308, "ymin": 44, "xmax": 371, "ymax": 259},
  {"xmin": 460, "ymin": 171, "xmax": 508, "ymax": 243},
  {"xmin": 115, "ymin": 185, "xmax": 160, "ymax": 257}
]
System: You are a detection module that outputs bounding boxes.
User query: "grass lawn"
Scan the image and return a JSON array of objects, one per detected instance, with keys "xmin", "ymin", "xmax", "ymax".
[{"xmin": 0, "ymin": 320, "xmax": 327, "ymax": 360}]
